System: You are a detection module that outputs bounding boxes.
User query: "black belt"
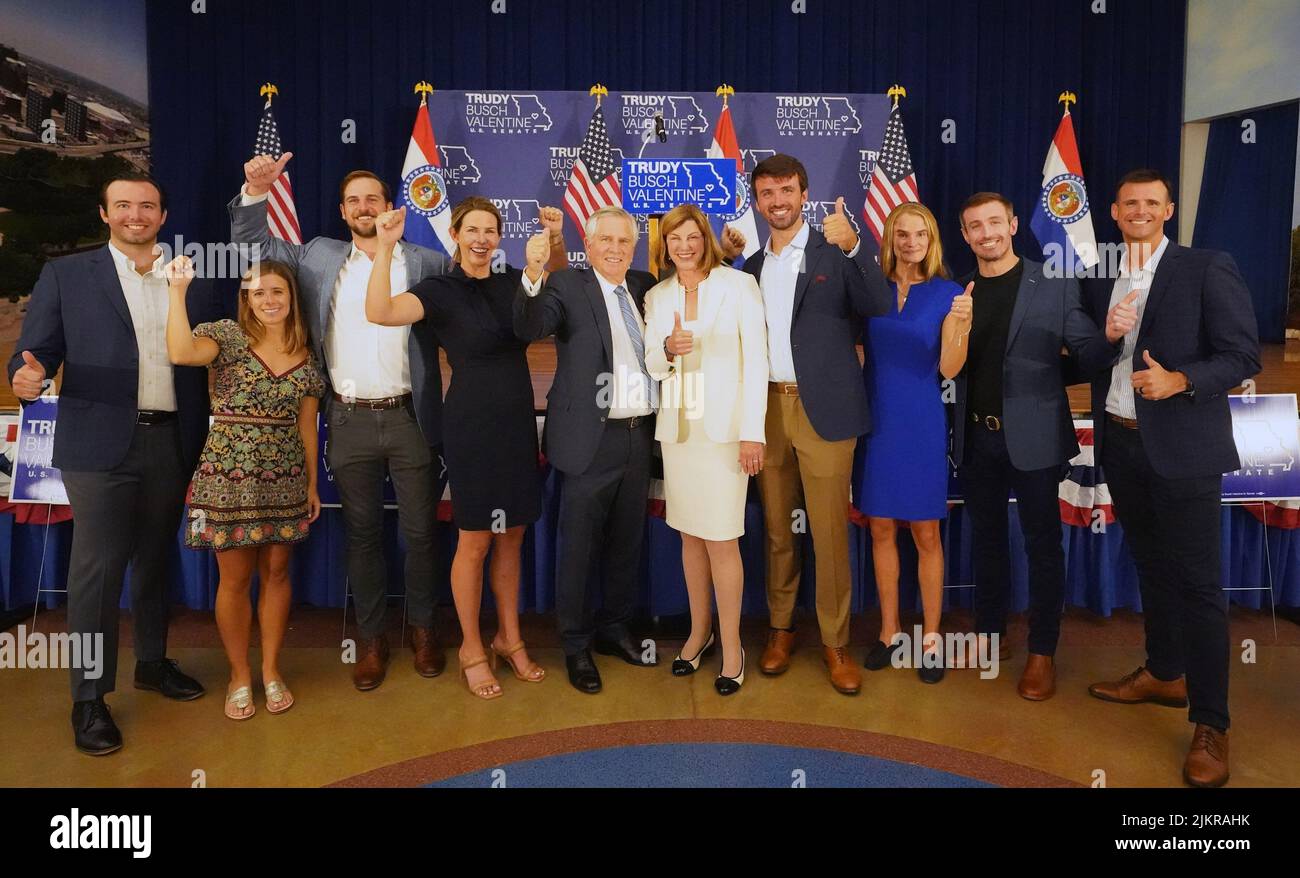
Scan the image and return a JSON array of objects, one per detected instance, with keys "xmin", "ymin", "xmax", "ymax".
[
  {"xmin": 136, "ymin": 410, "xmax": 177, "ymax": 425},
  {"xmin": 970, "ymin": 412, "xmax": 1002, "ymax": 432},
  {"xmin": 332, "ymin": 391, "xmax": 412, "ymax": 411},
  {"xmin": 605, "ymin": 415, "xmax": 650, "ymax": 430}
]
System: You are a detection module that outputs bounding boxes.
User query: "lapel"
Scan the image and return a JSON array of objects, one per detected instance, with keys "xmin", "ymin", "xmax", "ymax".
[
  {"xmin": 791, "ymin": 226, "xmax": 823, "ymax": 321},
  {"xmin": 91, "ymin": 246, "xmax": 136, "ymax": 334},
  {"xmin": 1005, "ymin": 259, "xmax": 1039, "ymax": 353},
  {"xmin": 696, "ymin": 269, "xmax": 727, "ymax": 330},
  {"xmin": 1136, "ymin": 242, "xmax": 1180, "ymax": 343},
  {"xmin": 584, "ymin": 270, "xmax": 615, "ymax": 365},
  {"xmin": 320, "ymin": 244, "xmax": 348, "ymax": 335},
  {"xmin": 400, "ymin": 241, "xmax": 424, "ymax": 284}
]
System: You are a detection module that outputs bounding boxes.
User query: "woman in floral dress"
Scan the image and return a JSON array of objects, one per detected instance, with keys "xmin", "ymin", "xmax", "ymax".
[{"xmin": 165, "ymin": 256, "xmax": 324, "ymax": 720}]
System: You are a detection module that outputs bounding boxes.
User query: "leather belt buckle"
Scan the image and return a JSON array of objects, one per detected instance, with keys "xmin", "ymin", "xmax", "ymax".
[
  {"xmin": 769, "ymin": 382, "xmax": 799, "ymax": 396},
  {"xmin": 627, "ymin": 415, "xmax": 642, "ymax": 429},
  {"xmin": 136, "ymin": 410, "xmax": 176, "ymax": 426},
  {"xmin": 971, "ymin": 412, "xmax": 1001, "ymax": 431}
]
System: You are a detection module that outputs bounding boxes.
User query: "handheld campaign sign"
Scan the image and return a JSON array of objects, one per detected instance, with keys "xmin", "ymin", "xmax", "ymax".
[
  {"xmin": 9, "ymin": 396, "xmax": 68, "ymax": 505},
  {"xmin": 621, "ymin": 158, "xmax": 740, "ymax": 215}
]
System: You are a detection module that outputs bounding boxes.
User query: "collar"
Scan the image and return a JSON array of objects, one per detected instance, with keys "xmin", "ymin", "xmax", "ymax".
[
  {"xmin": 593, "ymin": 270, "xmax": 630, "ymax": 298},
  {"xmin": 108, "ymin": 241, "xmax": 165, "ymax": 276},
  {"xmin": 1120, "ymin": 236, "xmax": 1169, "ymax": 279},
  {"xmin": 348, "ymin": 242, "xmax": 406, "ymax": 264},
  {"xmin": 764, "ymin": 221, "xmax": 810, "ymax": 259}
]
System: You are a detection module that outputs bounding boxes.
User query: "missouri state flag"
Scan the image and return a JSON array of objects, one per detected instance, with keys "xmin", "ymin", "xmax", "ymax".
[
  {"xmin": 705, "ymin": 103, "xmax": 760, "ymax": 259},
  {"xmin": 399, "ymin": 91, "xmax": 455, "ymax": 256},
  {"xmin": 1030, "ymin": 108, "xmax": 1098, "ymax": 272}
]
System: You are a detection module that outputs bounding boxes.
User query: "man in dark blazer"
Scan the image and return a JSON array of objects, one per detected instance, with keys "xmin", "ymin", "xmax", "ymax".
[
  {"xmin": 952, "ymin": 192, "xmax": 1118, "ymax": 701},
  {"xmin": 229, "ymin": 156, "xmax": 452, "ymax": 689},
  {"xmin": 1083, "ymin": 169, "xmax": 1260, "ymax": 788},
  {"xmin": 739, "ymin": 154, "xmax": 892, "ymax": 695},
  {"xmin": 8, "ymin": 172, "xmax": 225, "ymax": 754},
  {"xmin": 514, "ymin": 206, "xmax": 659, "ymax": 693}
]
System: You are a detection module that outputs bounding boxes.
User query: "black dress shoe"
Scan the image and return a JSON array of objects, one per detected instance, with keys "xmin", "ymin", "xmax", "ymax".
[
  {"xmin": 71, "ymin": 699, "xmax": 123, "ymax": 756},
  {"xmin": 134, "ymin": 658, "xmax": 205, "ymax": 701},
  {"xmin": 672, "ymin": 632, "xmax": 716, "ymax": 676},
  {"xmin": 566, "ymin": 650, "xmax": 603, "ymax": 694},
  {"xmin": 864, "ymin": 638, "xmax": 903, "ymax": 671},
  {"xmin": 593, "ymin": 634, "xmax": 657, "ymax": 666},
  {"xmin": 714, "ymin": 648, "xmax": 746, "ymax": 696}
]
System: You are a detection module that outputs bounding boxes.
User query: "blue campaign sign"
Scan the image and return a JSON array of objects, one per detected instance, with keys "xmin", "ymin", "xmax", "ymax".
[
  {"xmin": 9, "ymin": 396, "xmax": 68, "ymax": 505},
  {"xmin": 621, "ymin": 158, "xmax": 737, "ymax": 215},
  {"xmin": 1223, "ymin": 393, "xmax": 1300, "ymax": 500}
]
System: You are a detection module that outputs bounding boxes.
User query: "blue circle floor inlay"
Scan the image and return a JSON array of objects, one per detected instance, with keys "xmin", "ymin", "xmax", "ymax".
[{"xmin": 429, "ymin": 743, "xmax": 994, "ymax": 788}]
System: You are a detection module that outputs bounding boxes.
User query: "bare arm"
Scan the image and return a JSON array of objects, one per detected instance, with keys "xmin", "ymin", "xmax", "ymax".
[
  {"xmin": 365, "ymin": 208, "xmax": 427, "ymax": 326},
  {"xmin": 164, "ymin": 257, "xmax": 220, "ymax": 366},
  {"xmin": 940, "ymin": 282, "xmax": 973, "ymax": 380}
]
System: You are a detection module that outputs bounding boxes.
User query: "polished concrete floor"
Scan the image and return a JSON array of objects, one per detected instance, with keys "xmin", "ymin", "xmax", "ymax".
[{"xmin": 2, "ymin": 606, "xmax": 1297, "ymax": 788}]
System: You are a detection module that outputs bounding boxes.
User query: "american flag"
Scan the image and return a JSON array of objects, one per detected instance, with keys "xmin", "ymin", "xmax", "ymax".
[
  {"xmin": 862, "ymin": 104, "xmax": 918, "ymax": 244},
  {"xmin": 563, "ymin": 107, "xmax": 621, "ymax": 240},
  {"xmin": 253, "ymin": 99, "xmax": 302, "ymax": 244}
]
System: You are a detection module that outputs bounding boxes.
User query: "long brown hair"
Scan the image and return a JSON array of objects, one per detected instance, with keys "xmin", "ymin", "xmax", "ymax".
[
  {"xmin": 238, "ymin": 260, "xmax": 309, "ymax": 354},
  {"xmin": 880, "ymin": 203, "xmax": 950, "ymax": 282}
]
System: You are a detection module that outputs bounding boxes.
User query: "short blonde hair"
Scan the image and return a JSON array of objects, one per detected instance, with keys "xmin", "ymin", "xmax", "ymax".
[
  {"xmin": 658, "ymin": 204, "xmax": 724, "ymax": 274},
  {"xmin": 584, "ymin": 206, "xmax": 639, "ymax": 244},
  {"xmin": 880, "ymin": 203, "xmax": 949, "ymax": 282}
]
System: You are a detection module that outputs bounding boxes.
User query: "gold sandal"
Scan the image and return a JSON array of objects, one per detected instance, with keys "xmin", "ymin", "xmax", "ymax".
[
  {"xmin": 224, "ymin": 685, "xmax": 255, "ymax": 721},
  {"xmin": 459, "ymin": 652, "xmax": 503, "ymax": 700},
  {"xmin": 492, "ymin": 639, "xmax": 546, "ymax": 683},
  {"xmin": 265, "ymin": 680, "xmax": 294, "ymax": 715}
]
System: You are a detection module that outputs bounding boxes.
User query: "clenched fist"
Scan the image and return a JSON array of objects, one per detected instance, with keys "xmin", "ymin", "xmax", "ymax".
[
  {"xmin": 164, "ymin": 254, "xmax": 196, "ymax": 290},
  {"xmin": 375, "ymin": 206, "xmax": 406, "ymax": 247},
  {"xmin": 244, "ymin": 152, "xmax": 293, "ymax": 197},
  {"xmin": 538, "ymin": 205, "xmax": 563, "ymax": 239},
  {"xmin": 720, "ymin": 225, "xmax": 746, "ymax": 261},
  {"xmin": 821, "ymin": 196, "xmax": 858, "ymax": 253}
]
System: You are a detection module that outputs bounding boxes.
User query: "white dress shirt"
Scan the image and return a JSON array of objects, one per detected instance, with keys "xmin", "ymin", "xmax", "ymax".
[
  {"xmin": 758, "ymin": 222, "xmax": 811, "ymax": 383},
  {"xmin": 108, "ymin": 243, "xmax": 176, "ymax": 411},
  {"xmin": 1105, "ymin": 235, "xmax": 1170, "ymax": 419}
]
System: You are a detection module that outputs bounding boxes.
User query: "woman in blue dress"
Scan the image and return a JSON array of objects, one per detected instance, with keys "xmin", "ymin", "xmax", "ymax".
[{"xmin": 855, "ymin": 203, "xmax": 972, "ymax": 683}]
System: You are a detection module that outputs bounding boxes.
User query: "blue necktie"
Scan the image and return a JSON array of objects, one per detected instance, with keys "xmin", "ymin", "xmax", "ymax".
[{"xmin": 613, "ymin": 284, "xmax": 657, "ymax": 409}]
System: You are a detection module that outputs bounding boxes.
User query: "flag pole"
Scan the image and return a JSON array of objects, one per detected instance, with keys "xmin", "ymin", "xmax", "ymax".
[{"xmin": 1058, "ymin": 90, "xmax": 1077, "ymax": 116}]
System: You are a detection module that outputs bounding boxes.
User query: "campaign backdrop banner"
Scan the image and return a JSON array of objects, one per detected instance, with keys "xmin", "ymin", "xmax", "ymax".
[
  {"xmin": 1223, "ymin": 393, "xmax": 1300, "ymax": 500},
  {"xmin": 9, "ymin": 396, "xmax": 68, "ymax": 505},
  {"xmin": 415, "ymin": 90, "xmax": 891, "ymax": 269}
]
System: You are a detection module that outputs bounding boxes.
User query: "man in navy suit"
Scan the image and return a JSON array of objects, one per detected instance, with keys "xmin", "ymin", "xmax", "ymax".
[
  {"xmin": 1084, "ymin": 169, "xmax": 1259, "ymax": 787},
  {"xmin": 952, "ymin": 192, "xmax": 1117, "ymax": 700},
  {"xmin": 8, "ymin": 172, "xmax": 223, "ymax": 754},
  {"xmin": 739, "ymin": 154, "xmax": 892, "ymax": 695},
  {"xmin": 514, "ymin": 206, "xmax": 660, "ymax": 694}
]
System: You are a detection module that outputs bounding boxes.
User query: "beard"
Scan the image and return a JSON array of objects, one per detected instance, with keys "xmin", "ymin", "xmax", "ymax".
[
  {"xmin": 347, "ymin": 214, "xmax": 378, "ymax": 238},
  {"xmin": 763, "ymin": 209, "xmax": 799, "ymax": 231}
]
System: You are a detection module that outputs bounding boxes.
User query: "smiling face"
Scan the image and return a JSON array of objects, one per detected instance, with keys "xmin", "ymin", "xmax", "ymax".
[
  {"xmin": 1111, "ymin": 181, "xmax": 1174, "ymax": 248},
  {"xmin": 753, "ymin": 173, "xmax": 807, "ymax": 232},
  {"xmin": 99, "ymin": 180, "xmax": 166, "ymax": 248},
  {"xmin": 243, "ymin": 271, "xmax": 293, "ymax": 329},
  {"xmin": 450, "ymin": 209, "xmax": 501, "ymax": 273},
  {"xmin": 585, "ymin": 213, "xmax": 636, "ymax": 284},
  {"xmin": 666, "ymin": 218, "xmax": 705, "ymax": 273},
  {"xmin": 960, "ymin": 201, "xmax": 1017, "ymax": 264},
  {"xmin": 891, "ymin": 212, "xmax": 931, "ymax": 268},
  {"xmin": 339, "ymin": 176, "xmax": 392, "ymax": 239}
]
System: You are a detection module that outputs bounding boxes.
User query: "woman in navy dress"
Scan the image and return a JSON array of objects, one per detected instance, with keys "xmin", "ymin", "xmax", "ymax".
[
  {"xmin": 855, "ymin": 203, "xmax": 972, "ymax": 683},
  {"xmin": 365, "ymin": 196, "xmax": 565, "ymax": 701}
]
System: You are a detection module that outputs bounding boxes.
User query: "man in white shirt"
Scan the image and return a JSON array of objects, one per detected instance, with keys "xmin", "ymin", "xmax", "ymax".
[
  {"xmin": 229, "ymin": 158, "xmax": 453, "ymax": 690},
  {"xmin": 9, "ymin": 173, "xmax": 222, "ymax": 754}
]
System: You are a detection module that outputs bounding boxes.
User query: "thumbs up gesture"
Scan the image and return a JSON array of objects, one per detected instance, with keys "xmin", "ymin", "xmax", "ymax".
[
  {"xmin": 948, "ymin": 281, "xmax": 974, "ymax": 329},
  {"xmin": 720, "ymin": 224, "xmax": 747, "ymax": 261},
  {"xmin": 1106, "ymin": 289, "xmax": 1140, "ymax": 342},
  {"xmin": 12, "ymin": 350, "xmax": 48, "ymax": 401},
  {"xmin": 821, "ymin": 196, "xmax": 859, "ymax": 253},
  {"xmin": 666, "ymin": 311, "xmax": 694, "ymax": 356},
  {"xmin": 244, "ymin": 152, "xmax": 293, "ymax": 197},
  {"xmin": 1130, "ymin": 348, "xmax": 1189, "ymax": 400}
]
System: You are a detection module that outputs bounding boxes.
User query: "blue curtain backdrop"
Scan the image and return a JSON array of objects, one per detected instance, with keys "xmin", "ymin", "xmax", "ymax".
[
  {"xmin": 1193, "ymin": 101, "xmax": 1299, "ymax": 344},
  {"xmin": 146, "ymin": 0, "xmax": 1187, "ymax": 279}
]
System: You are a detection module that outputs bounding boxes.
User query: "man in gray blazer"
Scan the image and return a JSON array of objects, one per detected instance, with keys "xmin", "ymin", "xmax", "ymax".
[
  {"xmin": 952, "ymin": 192, "xmax": 1118, "ymax": 700},
  {"xmin": 229, "ymin": 155, "xmax": 448, "ymax": 690}
]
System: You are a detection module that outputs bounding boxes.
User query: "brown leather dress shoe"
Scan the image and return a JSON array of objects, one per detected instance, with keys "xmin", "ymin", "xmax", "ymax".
[
  {"xmin": 760, "ymin": 628, "xmax": 796, "ymax": 676},
  {"xmin": 822, "ymin": 646, "xmax": 861, "ymax": 695},
  {"xmin": 1017, "ymin": 653, "xmax": 1056, "ymax": 701},
  {"xmin": 1088, "ymin": 666, "xmax": 1188, "ymax": 707},
  {"xmin": 409, "ymin": 626, "xmax": 445, "ymax": 678},
  {"xmin": 353, "ymin": 635, "xmax": 390, "ymax": 691},
  {"xmin": 1183, "ymin": 724, "xmax": 1230, "ymax": 788}
]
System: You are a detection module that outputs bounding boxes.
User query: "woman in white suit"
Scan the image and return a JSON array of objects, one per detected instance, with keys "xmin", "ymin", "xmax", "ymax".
[{"xmin": 644, "ymin": 204, "xmax": 768, "ymax": 695}]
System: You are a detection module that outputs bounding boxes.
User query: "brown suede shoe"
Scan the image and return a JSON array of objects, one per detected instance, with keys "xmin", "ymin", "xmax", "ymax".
[
  {"xmin": 951, "ymin": 634, "xmax": 1011, "ymax": 669},
  {"xmin": 1017, "ymin": 653, "xmax": 1056, "ymax": 701},
  {"xmin": 760, "ymin": 628, "xmax": 796, "ymax": 676},
  {"xmin": 822, "ymin": 646, "xmax": 861, "ymax": 695},
  {"xmin": 1183, "ymin": 724, "xmax": 1230, "ymax": 788},
  {"xmin": 353, "ymin": 635, "xmax": 390, "ymax": 691},
  {"xmin": 409, "ymin": 626, "xmax": 445, "ymax": 678},
  {"xmin": 1088, "ymin": 666, "xmax": 1188, "ymax": 707}
]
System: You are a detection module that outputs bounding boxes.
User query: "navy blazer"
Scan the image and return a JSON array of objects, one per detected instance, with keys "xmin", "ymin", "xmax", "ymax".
[
  {"xmin": 1081, "ymin": 243, "xmax": 1260, "ymax": 479},
  {"xmin": 6, "ymin": 246, "xmax": 228, "ymax": 472},
  {"xmin": 513, "ymin": 267, "xmax": 657, "ymax": 475},
  {"xmin": 740, "ymin": 226, "xmax": 892, "ymax": 441},
  {"xmin": 953, "ymin": 258, "xmax": 1116, "ymax": 472},
  {"xmin": 228, "ymin": 194, "xmax": 449, "ymax": 446}
]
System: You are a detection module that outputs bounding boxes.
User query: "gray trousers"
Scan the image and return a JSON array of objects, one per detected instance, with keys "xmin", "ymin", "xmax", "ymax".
[
  {"xmin": 325, "ymin": 400, "xmax": 440, "ymax": 639},
  {"xmin": 61, "ymin": 421, "xmax": 188, "ymax": 703}
]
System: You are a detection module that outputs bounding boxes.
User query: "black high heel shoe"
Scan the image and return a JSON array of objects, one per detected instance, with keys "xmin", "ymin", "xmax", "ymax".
[
  {"xmin": 714, "ymin": 648, "xmax": 745, "ymax": 695},
  {"xmin": 671, "ymin": 631, "xmax": 716, "ymax": 676}
]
